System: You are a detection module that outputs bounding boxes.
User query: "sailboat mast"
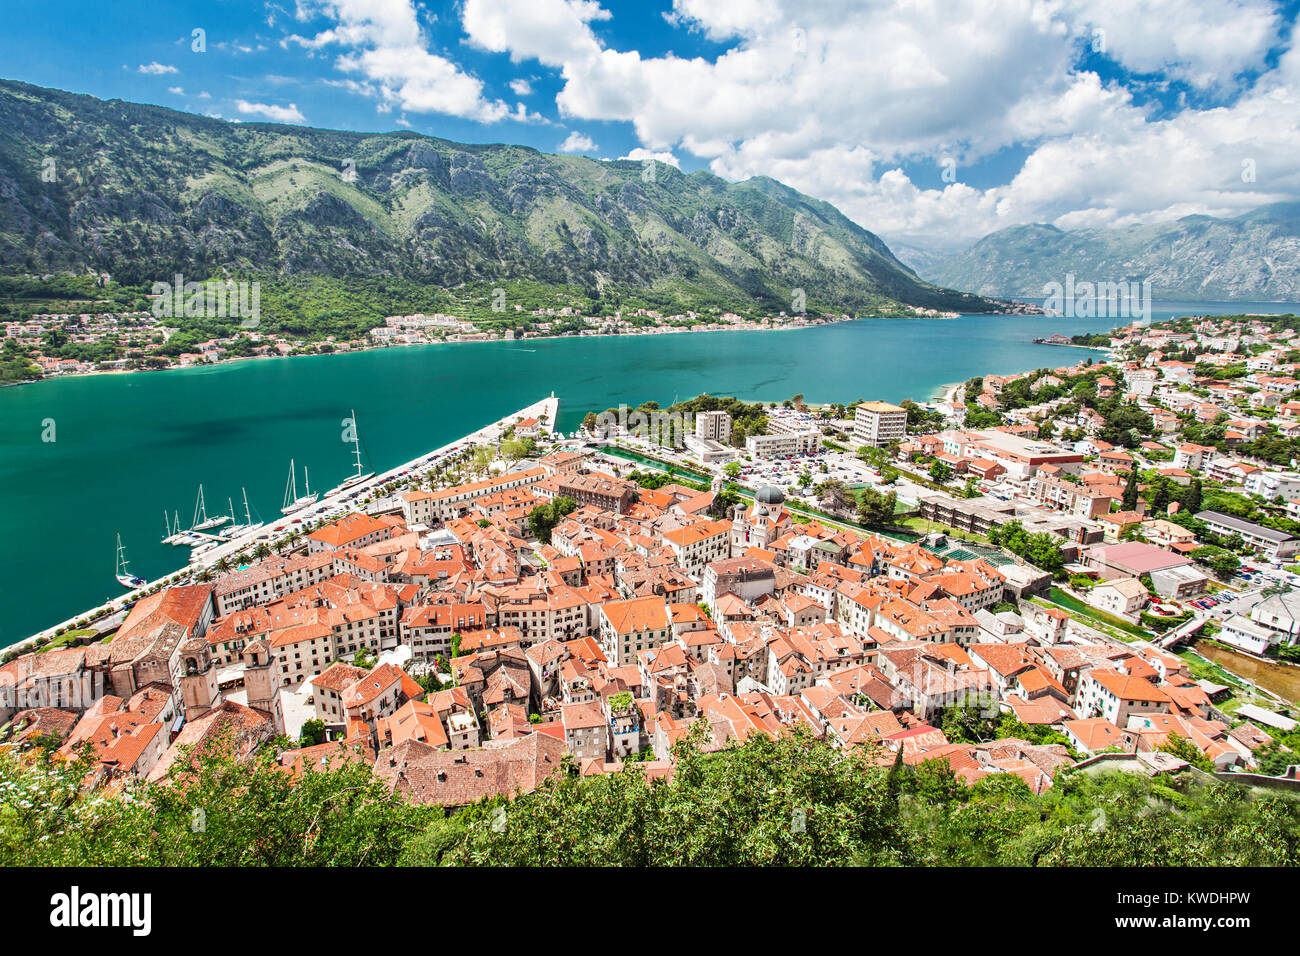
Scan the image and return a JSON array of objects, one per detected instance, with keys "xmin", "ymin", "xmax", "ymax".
[
  {"xmin": 243, "ymin": 487, "xmax": 253, "ymax": 525},
  {"xmin": 351, "ymin": 408, "xmax": 363, "ymax": 478},
  {"xmin": 285, "ymin": 459, "xmax": 297, "ymax": 507}
]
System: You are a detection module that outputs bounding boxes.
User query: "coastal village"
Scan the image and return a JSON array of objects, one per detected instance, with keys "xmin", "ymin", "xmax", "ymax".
[
  {"xmin": 3, "ymin": 310, "xmax": 1300, "ymax": 808},
  {"xmin": 3, "ymin": 303, "xmax": 971, "ymax": 382}
]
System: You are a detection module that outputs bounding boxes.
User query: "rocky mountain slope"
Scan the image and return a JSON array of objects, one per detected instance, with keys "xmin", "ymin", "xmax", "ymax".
[
  {"xmin": 928, "ymin": 204, "xmax": 1300, "ymax": 302},
  {"xmin": 0, "ymin": 78, "xmax": 998, "ymax": 315}
]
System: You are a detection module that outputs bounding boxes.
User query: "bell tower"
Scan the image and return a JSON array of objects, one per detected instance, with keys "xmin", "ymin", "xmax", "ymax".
[
  {"xmin": 242, "ymin": 639, "xmax": 285, "ymax": 736},
  {"xmin": 178, "ymin": 637, "xmax": 221, "ymax": 722}
]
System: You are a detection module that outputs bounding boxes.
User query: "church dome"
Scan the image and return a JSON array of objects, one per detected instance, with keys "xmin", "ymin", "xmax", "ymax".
[{"xmin": 754, "ymin": 485, "xmax": 786, "ymax": 506}]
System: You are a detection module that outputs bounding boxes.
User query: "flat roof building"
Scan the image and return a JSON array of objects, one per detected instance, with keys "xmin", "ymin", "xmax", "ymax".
[
  {"xmin": 1195, "ymin": 510, "xmax": 1300, "ymax": 559},
  {"xmin": 854, "ymin": 401, "xmax": 907, "ymax": 448}
]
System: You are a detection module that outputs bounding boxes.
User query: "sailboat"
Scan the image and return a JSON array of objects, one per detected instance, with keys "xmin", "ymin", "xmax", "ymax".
[
  {"xmin": 115, "ymin": 534, "xmax": 146, "ymax": 589},
  {"xmin": 225, "ymin": 488, "xmax": 264, "ymax": 537},
  {"xmin": 327, "ymin": 408, "xmax": 376, "ymax": 496},
  {"xmin": 192, "ymin": 484, "xmax": 230, "ymax": 531},
  {"xmin": 281, "ymin": 459, "xmax": 319, "ymax": 514},
  {"xmin": 163, "ymin": 509, "xmax": 190, "ymax": 546}
]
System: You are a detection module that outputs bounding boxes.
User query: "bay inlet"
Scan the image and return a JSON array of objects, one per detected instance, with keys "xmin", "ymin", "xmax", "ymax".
[{"xmin": 0, "ymin": 306, "xmax": 1290, "ymax": 642}]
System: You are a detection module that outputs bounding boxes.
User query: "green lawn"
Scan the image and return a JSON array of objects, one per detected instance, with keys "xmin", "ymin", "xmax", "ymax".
[{"xmin": 39, "ymin": 628, "xmax": 97, "ymax": 653}]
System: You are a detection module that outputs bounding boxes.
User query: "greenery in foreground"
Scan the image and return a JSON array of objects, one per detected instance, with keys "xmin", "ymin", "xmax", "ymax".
[{"xmin": 4, "ymin": 728, "xmax": 1298, "ymax": 866}]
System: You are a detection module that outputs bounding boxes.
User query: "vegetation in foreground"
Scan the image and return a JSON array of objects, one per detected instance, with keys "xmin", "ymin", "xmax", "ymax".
[{"xmin": 3, "ymin": 728, "xmax": 1297, "ymax": 867}]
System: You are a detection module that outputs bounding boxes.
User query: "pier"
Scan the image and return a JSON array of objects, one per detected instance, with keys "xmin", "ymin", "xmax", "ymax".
[{"xmin": 13, "ymin": 394, "xmax": 559, "ymax": 654}]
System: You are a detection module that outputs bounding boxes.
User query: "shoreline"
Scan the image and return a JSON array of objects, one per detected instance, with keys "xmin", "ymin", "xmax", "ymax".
[
  {"xmin": 6, "ymin": 308, "xmax": 1036, "ymax": 390},
  {"xmin": 8, "ymin": 394, "xmax": 559, "ymax": 654}
]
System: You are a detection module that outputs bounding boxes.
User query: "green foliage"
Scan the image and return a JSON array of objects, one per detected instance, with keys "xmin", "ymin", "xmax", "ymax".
[
  {"xmin": 1159, "ymin": 733, "xmax": 1215, "ymax": 772},
  {"xmin": 299, "ymin": 719, "xmax": 327, "ymax": 747},
  {"xmin": 929, "ymin": 460, "xmax": 954, "ymax": 482},
  {"xmin": 0, "ymin": 79, "xmax": 1002, "ymax": 338},
  {"xmin": 4, "ymin": 725, "xmax": 1300, "ymax": 866},
  {"xmin": 988, "ymin": 520, "xmax": 1065, "ymax": 572},
  {"xmin": 856, "ymin": 486, "xmax": 899, "ymax": 527},
  {"xmin": 0, "ymin": 737, "xmax": 432, "ymax": 866},
  {"xmin": 527, "ymin": 495, "xmax": 578, "ymax": 544}
]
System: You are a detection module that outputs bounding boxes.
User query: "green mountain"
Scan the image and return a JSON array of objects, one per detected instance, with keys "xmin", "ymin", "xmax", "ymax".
[
  {"xmin": 0, "ymin": 78, "xmax": 998, "ymax": 319},
  {"xmin": 929, "ymin": 203, "xmax": 1300, "ymax": 302}
]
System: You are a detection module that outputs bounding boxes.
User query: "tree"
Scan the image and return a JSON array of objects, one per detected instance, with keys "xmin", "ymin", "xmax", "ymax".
[
  {"xmin": 1122, "ymin": 467, "xmax": 1140, "ymax": 511},
  {"xmin": 1150, "ymin": 479, "xmax": 1171, "ymax": 515},
  {"xmin": 1182, "ymin": 478, "xmax": 1203, "ymax": 514},
  {"xmin": 527, "ymin": 495, "xmax": 578, "ymax": 544},
  {"xmin": 299, "ymin": 719, "xmax": 327, "ymax": 747},
  {"xmin": 1158, "ymin": 732, "xmax": 1214, "ymax": 771},
  {"xmin": 710, "ymin": 483, "xmax": 742, "ymax": 519},
  {"xmin": 929, "ymin": 460, "xmax": 954, "ymax": 483},
  {"xmin": 471, "ymin": 445, "xmax": 495, "ymax": 478},
  {"xmin": 856, "ymin": 487, "xmax": 898, "ymax": 527},
  {"xmin": 722, "ymin": 461, "xmax": 742, "ymax": 480},
  {"xmin": 817, "ymin": 479, "xmax": 852, "ymax": 514},
  {"xmin": 989, "ymin": 520, "xmax": 1064, "ymax": 572},
  {"xmin": 582, "ymin": 411, "xmax": 599, "ymax": 432},
  {"xmin": 1192, "ymin": 547, "xmax": 1240, "ymax": 580}
]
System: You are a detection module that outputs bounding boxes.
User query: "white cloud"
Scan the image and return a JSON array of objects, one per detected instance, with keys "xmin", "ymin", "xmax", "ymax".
[
  {"xmin": 462, "ymin": 0, "xmax": 609, "ymax": 66},
  {"xmin": 510, "ymin": 78, "xmax": 534, "ymax": 96},
  {"xmin": 454, "ymin": 0, "xmax": 1300, "ymax": 248},
  {"xmin": 619, "ymin": 147, "xmax": 680, "ymax": 168},
  {"xmin": 138, "ymin": 62, "xmax": 178, "ymax": 75},
  {"xmin": 234, "ymin": 99, "xmax": 308, "ymax": 123},
  {"xmin": 558, "ymin": 130, "xmax": 598, "ymax": 153},
  {"xmin": 167, "ymin": 86, "xmax": 185, "ymax": 95},
  {"xmin": 287, "ymin": 0, "xmax": 520, "ymax": 122}
]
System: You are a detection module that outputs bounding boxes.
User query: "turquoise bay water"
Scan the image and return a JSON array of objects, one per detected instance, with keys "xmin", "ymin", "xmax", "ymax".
[{"xmin": 1, "ymin": 303, "xmax": 1294, "ymax": 642}]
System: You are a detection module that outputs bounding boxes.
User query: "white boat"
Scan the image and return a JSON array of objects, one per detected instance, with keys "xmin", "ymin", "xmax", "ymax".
[
  {"xmin": 281, "ymin": 460, "xmax": 319, "ymax": 514},
  {"xmin": 223, "ymin": 488, "xmax": 265, "ymax": 537},
  {"xmin": 162, "ymin": 509, "xmax": 190, "ymax": 546},
  {"xmin": 192, "ymin": 484, "xmax": 230, "ymax": 531},
  {"xmin": 327, "ymin": 408, "xmax": 375, "ymax": 496},
  {"xmin": 115, "ymin": 534, "xmax": 146, "ymax": 589}
]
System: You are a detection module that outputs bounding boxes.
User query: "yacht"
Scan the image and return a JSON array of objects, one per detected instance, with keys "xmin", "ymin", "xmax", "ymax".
[
  {"xmin": 327, "ymin": 408, "xmax": 375, "ymax": 496},
  {"xmin": 281, "ymin": 459, "xmax": 319, "ymax": 514},
  {"xmin": 115, "ymin": 534, "xmax": 146, "ymax": 589}
]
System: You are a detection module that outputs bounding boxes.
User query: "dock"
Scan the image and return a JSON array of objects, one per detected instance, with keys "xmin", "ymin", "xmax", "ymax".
[{"xmin": 15, "ymin": 395, "xmax": 560, "ymax": 653}]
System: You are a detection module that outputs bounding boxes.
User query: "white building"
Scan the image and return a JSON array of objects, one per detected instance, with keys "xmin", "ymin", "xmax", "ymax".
[
  {"xmin": 1245, "ymin": 470, "xmax": 1300, "ymax": 502},
  {"xmin": 695, "ymin": 411, "xmax": 732, "ymax": 443},
  {"xmin": 746, "ymin": 430, "xmax": 821, "ymax": 458},
  {"xmin": 854, "ymin": 401, "xmax": 908, "ymax": 447}
]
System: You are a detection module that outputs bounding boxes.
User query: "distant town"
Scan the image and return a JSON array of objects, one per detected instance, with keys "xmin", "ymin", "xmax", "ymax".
[
  {"xmin": 5, "ymin": 310, "xmax": 1300, "ymax": 807},
  {"xmin": 3, "ymin": 297, "xmax": 1039, "ymax": 384}
]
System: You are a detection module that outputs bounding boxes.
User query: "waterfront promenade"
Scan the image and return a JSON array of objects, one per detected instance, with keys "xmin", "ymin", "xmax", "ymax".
[{"xmin": 14, "ymin": 394, "xmax": 559, "ymax": 654}]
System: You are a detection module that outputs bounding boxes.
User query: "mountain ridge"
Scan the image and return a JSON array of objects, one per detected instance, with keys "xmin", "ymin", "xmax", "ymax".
[
  {"xmin": 0, "ymin": 78, "xmax": 1000, "ymax": 317},
  {"xmin": 927, "ymin": 203, "xmax": 1300, "ymax": 302}
]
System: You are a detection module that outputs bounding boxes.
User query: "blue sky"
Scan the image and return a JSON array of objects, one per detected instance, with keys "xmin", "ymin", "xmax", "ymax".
[{"xmin": 3, "ymin": 0, "xmax": 1298, "ymax": 252}]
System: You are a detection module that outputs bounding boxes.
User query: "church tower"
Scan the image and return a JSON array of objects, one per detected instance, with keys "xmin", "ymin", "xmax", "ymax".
[
  {"xmin": 178, "ymin": 637, "xmax": 221, "ymax": 722},
  {"xmin": 242, "ymin": 639, "xmax": 285, "ymax": 736}
]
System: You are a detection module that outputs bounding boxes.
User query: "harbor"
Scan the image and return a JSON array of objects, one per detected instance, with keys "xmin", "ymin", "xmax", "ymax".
[{"xmin": 16, "ymin": 394, "xmax": 559, "ymax": 655}]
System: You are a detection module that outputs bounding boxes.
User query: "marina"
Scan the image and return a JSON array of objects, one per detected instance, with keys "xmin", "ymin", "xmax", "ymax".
[
  {"xmin": 15, "ymin": 394, "xmax": 559, "ymax": 653},
  {"xmin": 1, "ymin": 305, "xmax": 1293, "ymax": 644}
]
